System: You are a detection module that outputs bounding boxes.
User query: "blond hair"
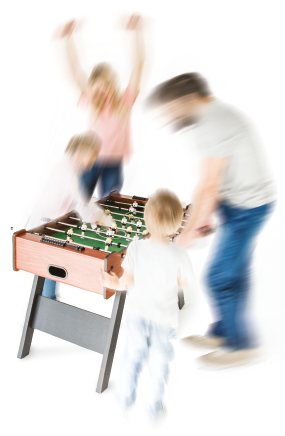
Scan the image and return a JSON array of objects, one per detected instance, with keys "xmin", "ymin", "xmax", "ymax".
[
  {"xmin": 144, "ymin": 189, "xmax": 183, "ymax": 238},
  {"xmin": 88, "ymin": 62, "xmax": 127, "ymax": 118},
  {"xmin": 65, "ymin": 131, "xmax": 101, "ymax": 157}
]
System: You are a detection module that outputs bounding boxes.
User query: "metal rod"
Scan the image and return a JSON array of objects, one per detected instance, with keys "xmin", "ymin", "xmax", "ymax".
[
  {"xmin": 34, "ymin": 232, "xmax": 110, "ymax": 252},
  {"xmin": 45, "ymin": 227, "xmax": 128, "ymax": 247}
]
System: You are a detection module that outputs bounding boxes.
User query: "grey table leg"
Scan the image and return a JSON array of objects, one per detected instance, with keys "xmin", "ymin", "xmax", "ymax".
[
  {"xmin": 96, "ymin": 291, "xmax": 126, "ymax": 393},
  {"xmin": 17, "ymin": 275, "xmax": 45, "ymax": 359},
  {"xmin": 178, "ymin": 289, "xmax": 185, "ymax": 310}
]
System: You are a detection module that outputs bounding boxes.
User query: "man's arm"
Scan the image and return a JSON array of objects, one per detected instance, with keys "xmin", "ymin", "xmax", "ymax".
[
  {"xmin": 126, "ymin": 14, "xmax": 145, "ymax": 99},
  {"xmin": 176, "ymin": 156, "xmax": 228, "ymax": 247}
]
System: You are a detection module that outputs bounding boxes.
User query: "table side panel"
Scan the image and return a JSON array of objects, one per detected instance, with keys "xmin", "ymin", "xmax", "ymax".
[{"xmin": 15, "ymin": 236, "xmax": 105, "ymax": 295}]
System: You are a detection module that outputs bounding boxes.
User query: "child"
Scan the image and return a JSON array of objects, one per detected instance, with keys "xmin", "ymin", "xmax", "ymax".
[
  {"xmin": 59, "ymin": 14, "xmax": 145, "ymax": 200},
  {"xmin": 99, "ymin": 189, "xmax": 193, "ymax": 421},
  {"xmin": 28, "ymin": 132, "xmax": 114, "ymax": 300}
]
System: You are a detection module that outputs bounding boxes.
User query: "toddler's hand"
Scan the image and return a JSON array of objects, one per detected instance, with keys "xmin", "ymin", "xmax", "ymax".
[
  {"xmin": 99, "ymin": 269, "xmax": 118, "ymax": 288},
  {"xmin": 102, "ymin": 214, "xmax": 115, "ymax": 228}
]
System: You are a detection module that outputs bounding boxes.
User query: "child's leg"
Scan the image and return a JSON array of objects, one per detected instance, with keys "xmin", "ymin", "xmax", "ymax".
[
  {"xmin": 42, "ymin": 279, "xmax": 57, "ymax": 300},
  {"xmin": 80, "ymin": 160, "xmax": 102, "ymax": 201},
  {"xmin": 116, "ymin": 317, "xmax": 149, "ymax": 410},
  {"xmin": 100, "ymin": 161, "xmax": 123, "ymax": 198},
  {"xmin": 145, "ymin": 322, "xmax": 176, "ymax": 418}
]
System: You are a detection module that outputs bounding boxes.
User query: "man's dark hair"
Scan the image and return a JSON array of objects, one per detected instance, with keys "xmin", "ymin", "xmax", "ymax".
[{"xmin": 147, "ymin": 73, "xmax": 211, "ymax": 107}]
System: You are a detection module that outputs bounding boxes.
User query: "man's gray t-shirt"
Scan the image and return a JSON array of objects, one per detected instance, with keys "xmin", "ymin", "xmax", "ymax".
[{"xmin": 193, "ymin": 99, "xmax": 277, "ymax": 208}]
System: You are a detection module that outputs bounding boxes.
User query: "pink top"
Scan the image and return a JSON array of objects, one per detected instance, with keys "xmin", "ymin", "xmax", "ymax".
[{"xmin": 78, "ymin": 85, "xmax": 138, "ymax": 163}]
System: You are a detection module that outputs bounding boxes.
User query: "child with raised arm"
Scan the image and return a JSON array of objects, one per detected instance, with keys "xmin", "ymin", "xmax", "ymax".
[
  {"xmin": 99, "ymin": 189, "xmax": 193, "ymax": 422},
  {"xmin": 59, "ymin": 14, "xmax": 145, "ymax": 200},
  {"xmin": 28, "ymin": 132, "xmax": 113, "ymax": 300}
]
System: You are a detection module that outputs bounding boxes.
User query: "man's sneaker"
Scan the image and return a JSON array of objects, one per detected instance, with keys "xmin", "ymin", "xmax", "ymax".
[
  {"xmin": 196, "ymin": 347, "xmax": 262, "ymax": 369},
  {"xmin": 181, "ymin": 335, "xmax": 224, "ymax": 349}
]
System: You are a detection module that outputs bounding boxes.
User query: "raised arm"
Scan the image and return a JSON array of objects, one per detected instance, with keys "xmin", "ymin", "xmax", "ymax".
[
  {"xmin": 126, "ymin": 14, "xmax": 145, "ymax": 98},
  {"xmin": 60, "ymin": 20, "xmax": 88, "ymax": 94}
]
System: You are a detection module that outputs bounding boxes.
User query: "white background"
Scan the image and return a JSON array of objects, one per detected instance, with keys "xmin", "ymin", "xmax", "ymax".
[{"xmin": 1, "ymin": 1, "xmax": 285, "ymax": 435}]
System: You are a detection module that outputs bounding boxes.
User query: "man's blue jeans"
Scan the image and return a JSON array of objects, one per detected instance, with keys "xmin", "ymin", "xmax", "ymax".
[
  {"xmin": 205, "ymin": 200, "xmax": 275, "ymax": 350},
  {"xmin": 81, "ymin": 160, "xmax": 123, "ymax": 201}
]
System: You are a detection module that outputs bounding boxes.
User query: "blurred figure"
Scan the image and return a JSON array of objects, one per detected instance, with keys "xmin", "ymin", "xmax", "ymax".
[
  {"xmin": 59, "ymin": 14, "xmax": 145, "ymax": 200},
  {"xmin": 100, "ymin": 189, "xmax": 193, "ymax": 422},
  {"xmin": 28, "ymin": 132, "xmax": 113, "ymax": 300},
  {"xmin": 147, "ymin": 73, "xmax": 277, "ymax": 367}
]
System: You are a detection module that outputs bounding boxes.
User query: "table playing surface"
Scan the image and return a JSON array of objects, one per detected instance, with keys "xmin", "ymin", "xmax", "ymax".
[{"xmin": 51, "ymin": 204, "xmax": 146, "ymax": 253}]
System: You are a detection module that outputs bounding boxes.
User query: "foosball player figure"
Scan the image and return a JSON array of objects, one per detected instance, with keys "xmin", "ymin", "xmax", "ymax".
[
  {"xmin": 91, "ymin": 222, "xmax": 97, "ymax": 230},
  {"xmin": 96, "ymin": 222, "xmax": 102, "ymax": 234},
  {"xmin": 133, "ymin": 200, "xmax": 138, "ymax": 209},
  {"xmin": 106, "ymin": 227, "xmax": 114, "ymax": 237},
  {"xmin": 126, "ymin": 225, "xmax": 133, "ymax": 239},
  {"xmin": 136, "ymin": 219, "xmax": 142, "ymax": 232},
  {"xmin": 81, "ymin": 222, "xmax": 87, "ymax": 239},
  {"xmin": 133, "ymin": 233, "xmax": 139, "ymax": 241},
  {"xmin": 129, "ymin": 214, "xmax": 135, "ymax": 224},
  {"xmin": 142, "ymin": 229, "xmax": 149, "ymax": 236},
  {"xmin": 111, "ymin": 221, "xmax": 118, "ymax": 234},
  {"xmin": 105, "ymin": 208, "xmax": 111, "ymax": 215},
  {"xmin": 121, "ymin": 216, "xmax": 127, "ymax": 229},
  {"xmin": 105, "ymin": 237, "xmax": 112, "ymax": 251},
  {"xmin": 66, "ymin": 228, "xmax": 74, "ymax": 243},
  {"xmin": 129, "ymin": 205, "xmax": 135, "ymax": 214}
]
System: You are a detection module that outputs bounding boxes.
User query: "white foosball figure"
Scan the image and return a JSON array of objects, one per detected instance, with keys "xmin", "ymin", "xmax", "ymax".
[
  {"xmin": 129, "ymin": 206, "xmax": 135, "ymax": 214},
  {"xmin": 136, "ymin": 219, "xmax": 142, "ymax": 232},
  {"xmin": 132, "ymin": 201, "xmax": 138, "ymax": 214},
  {"xmin": 111, "ymin": 222, "xmax": 118, "ymax": 233},
  {"xmin": 91, "ymin": 222, "xmax": 97, "ymax": 230},
  {"xmin": 127, "ymin": 225, "xmax": 133, "ymax": 239},
  {"xmin": 121, "ymin": 216, "xmax": 127, "ymax": 229},
  {"xmin": 66, "ymin": 228, "xmax": 74, "ymax": 243},
  {"xmin": 105, "ymin": 237, "xmax": 112, "ymax": 251},
  {"xmin": 133, "ymin": 233, "xmax": 139, "ymax": 241},
  {"xmin": 81, "ymin": 222, "xmax": 87, "ymax": 239},
  {"xmin": 106, "ymin": 227, "xmax": 114, "ymax": 237},
  {"xmin": 96, "ymin": 223, "xmax": 101, "ymax": 234}
]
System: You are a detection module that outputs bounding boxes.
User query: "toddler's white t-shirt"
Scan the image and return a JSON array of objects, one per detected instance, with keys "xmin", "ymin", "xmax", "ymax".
[{"xmin": 122, "ymin": 238, "xmax": 194, "ymax": 329}]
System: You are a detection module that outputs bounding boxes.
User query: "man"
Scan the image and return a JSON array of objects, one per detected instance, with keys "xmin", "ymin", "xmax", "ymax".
[{"xmin": 147, "ymin": 73, "xmax": 277, "ymax": 367}]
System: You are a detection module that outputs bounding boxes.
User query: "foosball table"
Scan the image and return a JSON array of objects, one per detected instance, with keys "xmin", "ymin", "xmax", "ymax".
[{"xmin": 13, "ymin": 192, "xmax": 188, "ymax": 393}]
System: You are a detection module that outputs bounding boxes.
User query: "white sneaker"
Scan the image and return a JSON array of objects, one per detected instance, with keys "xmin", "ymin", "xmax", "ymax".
[
  {"xmin": 196, "ymin": 347, "xmax": 262, "ymax": 369},
  {"xmin": 181, "ymin": 335, "xmax": 224, "ymax": 349}
]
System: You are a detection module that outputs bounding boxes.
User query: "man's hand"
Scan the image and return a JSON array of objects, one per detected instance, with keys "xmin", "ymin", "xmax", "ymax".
[
  {"xmin": 99, "ymin": 269, "xmax": 119, "ymax": 289},
  {"xmin": 174, "ymin": 231, "xmax": 197, "ymax": 248},
  {"xmin": 194, "ymin": 224, "xmax": 215, "ymax": 238}
]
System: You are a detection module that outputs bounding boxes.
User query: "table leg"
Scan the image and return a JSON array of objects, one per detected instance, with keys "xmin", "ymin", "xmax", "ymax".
[
  {"xmin": 96, "ymin": 291, "xmax": 126, "ymax": 393},
  {"xmin": 17, "ymin": 275, "xmax": 45, "ymax": 359}
]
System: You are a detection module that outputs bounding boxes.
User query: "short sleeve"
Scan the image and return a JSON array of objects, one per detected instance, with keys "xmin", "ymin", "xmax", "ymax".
[
  {"xmin": 196, "ymin": 115, "xmax": 245, "ymax": 158},
  {"xmin": 121, "ymin": 240, "xmax": 136, "ymax": 272},
  {"xmin": 176, "ymin": 247, "xmax": 194, "ymax": 285}
]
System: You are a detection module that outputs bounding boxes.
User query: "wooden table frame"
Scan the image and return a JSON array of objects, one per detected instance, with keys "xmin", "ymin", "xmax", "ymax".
[{"xmin": 13, "ymin": 192, "xmax": 185, "ymax": 393}]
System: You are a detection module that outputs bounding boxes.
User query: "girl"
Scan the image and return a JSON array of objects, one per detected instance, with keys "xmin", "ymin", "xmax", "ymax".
[{"xmin": 60, "ymin": 14, "xmax": 145, "ymax": 200}]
